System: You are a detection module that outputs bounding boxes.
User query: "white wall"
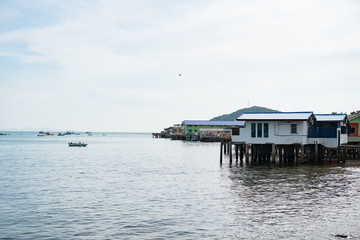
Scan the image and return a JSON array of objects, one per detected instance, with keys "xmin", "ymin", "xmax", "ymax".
[{"xmin": 232, "ymin": 121, "xmax": 308, "ymax": 145}]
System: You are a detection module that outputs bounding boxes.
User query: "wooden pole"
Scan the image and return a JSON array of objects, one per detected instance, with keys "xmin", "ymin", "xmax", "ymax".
[
  {"xmin": 229, "ymin": 142, "xmax": 232, "ymax": 165},
  {"xmin": 271, "ymin": 144, "xmax": 276, "ymax": 163},
  {"xmin": 245, "ymin": 144, "xmax": 249, "ymax": 162},
  {"xmin": 300, "ymin": 144, "xmax": 304, "ymax": 163},
  {"xmin": 235, "ymin": 144, "xmax": 239, "ymax": 163},
  {"xmin": 239, "ymin": 144, "xmax": 243, "ymax": 161},
  {"xmin": 220, "ymin": 142, "xmax": 223, "ymax": 165}
]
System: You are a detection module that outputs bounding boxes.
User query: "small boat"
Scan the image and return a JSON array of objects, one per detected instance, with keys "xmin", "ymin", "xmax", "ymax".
[
  {"xmin": 68, "ymin": 142, "xmax": 88, "ymax": 147},
  {"xmin": 38, "ymin": 131, "xmax": 53, "ymax": 136}
]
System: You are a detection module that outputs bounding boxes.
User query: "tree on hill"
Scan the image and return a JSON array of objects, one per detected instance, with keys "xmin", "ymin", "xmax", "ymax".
[{"xmin": 210, "ymin": 106, "xmax": 280, "ymax": 121}]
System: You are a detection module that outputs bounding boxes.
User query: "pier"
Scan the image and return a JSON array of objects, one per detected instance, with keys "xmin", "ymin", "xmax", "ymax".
[{"xmin": 220, "ymin": 141, "xmax": 360, "ymax": 166}]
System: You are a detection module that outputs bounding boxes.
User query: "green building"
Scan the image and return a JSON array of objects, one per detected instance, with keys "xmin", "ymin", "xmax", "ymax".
[
  {"xmin": 181, "ymin": 120, "xmax": 245, "ymax": 137},
  {"xmin": 349, "ymin": 113, "xmax": 360, "ymax": 144}
]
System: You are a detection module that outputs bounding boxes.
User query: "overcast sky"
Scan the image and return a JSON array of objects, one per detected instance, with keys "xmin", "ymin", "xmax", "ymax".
[{"xmin": 1, "ymin": 0, "xmax": 359, "ymax": 132}]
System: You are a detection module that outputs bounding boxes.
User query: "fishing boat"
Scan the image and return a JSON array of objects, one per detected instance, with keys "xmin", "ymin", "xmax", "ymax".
[
  {"xmin": 38, "ymin": 131, "xmax": 54, "ymax": 136},
  {"xmin": 68, "ymin": 142, "xmax": 88, "ymax": 147},
  {"xmin": 38, "ymin": 131, "xmax": 46, "ymax": 136}
]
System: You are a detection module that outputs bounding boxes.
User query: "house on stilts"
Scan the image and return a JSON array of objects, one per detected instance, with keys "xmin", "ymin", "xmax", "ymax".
[
  {"xmin": 348, "ymin": 112, "xmax": 360, "ymax": 145},
  {"xmin": 221, "ymin": 112, "xmax": 353, "ymax": 164}
]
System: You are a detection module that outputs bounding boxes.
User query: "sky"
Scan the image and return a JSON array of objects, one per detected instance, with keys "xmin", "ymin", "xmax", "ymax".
[{"xmin": 0, "ymin": 0, "xmax": 360, "ymax": 132}]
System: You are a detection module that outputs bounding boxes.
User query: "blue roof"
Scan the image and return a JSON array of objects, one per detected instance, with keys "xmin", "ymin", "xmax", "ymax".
[
  {"xmin": 315, "ymin": 114, "xmax": 347, "ymax": 122},
  {"xmin": 237, "ymin": 112, "xmax": 314, "ymax": 121},
  {"xmin": 182, "ymin": 120, "xmax": 245, "ymax": 127}
]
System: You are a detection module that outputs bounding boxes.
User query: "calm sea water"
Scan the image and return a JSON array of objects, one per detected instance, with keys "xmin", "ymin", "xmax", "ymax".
[{"xmin": 0, "ymin": 132, "xmax": 359, "ymax": 240}]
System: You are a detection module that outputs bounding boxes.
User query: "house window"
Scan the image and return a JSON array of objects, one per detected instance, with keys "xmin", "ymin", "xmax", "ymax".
[
  {"xmin": 251, "ymin": 123, "xmax": 256, "ymax": 138},
  {"xmin": 257, "ymin": 123, "xmax": 262, "ymax": 137},
  {"xmin": 291, "ymin": 124, "xmax": 297, "ymax": 134},
  {"xmin": 350, "ymin": 127, "xmax": 356, "ymax": 134},
  {"xmin": 264, "ymin": 123, "xmax": 269, "ymax": 138},
  {"xmin": 232, "ymin": 128, "xmax": 240, "ymax": 136}
]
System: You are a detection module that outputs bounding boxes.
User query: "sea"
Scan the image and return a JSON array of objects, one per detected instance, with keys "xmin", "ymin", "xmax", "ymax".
[{"xmin": 0, "ymin": 132, "xmax": 359, "ymax": 240}]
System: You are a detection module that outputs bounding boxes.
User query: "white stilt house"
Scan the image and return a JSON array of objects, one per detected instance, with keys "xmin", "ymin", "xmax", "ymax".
[
  {"xmin": 232, "ymin": 112, "xmax": 349, "ymax": 148},
  {"xmin": 232, "ymin": 112, "xmax": 316, "ymax": 145}
]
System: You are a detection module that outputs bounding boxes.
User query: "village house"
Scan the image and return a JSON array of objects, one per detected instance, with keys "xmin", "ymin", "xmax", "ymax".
[
  {"xmin": 181, "ymin": 120, "xmax": 245, "ymax": 139},
  {"xmin": 348, "ymin": 112, "xmax": 360, "ymax": 144},
  {"xmin": 231, "ymin": 112, "xmax": 349, "ymax": 148},
  {"xmin": 218, "ymin": 112, "xmax": 352, "ymax": 164}
]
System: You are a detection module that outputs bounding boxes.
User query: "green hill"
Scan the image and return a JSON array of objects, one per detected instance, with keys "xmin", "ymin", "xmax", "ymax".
[{"xmin": 210, "ymin": 106, "xmax": 280, "ymax": 121}]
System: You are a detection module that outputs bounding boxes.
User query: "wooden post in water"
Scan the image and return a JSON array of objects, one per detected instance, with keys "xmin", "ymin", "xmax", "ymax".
[
  {"xmin": 235, "ymin": 144, "xmax": 239, "ymax": 163},
  {"xmin": 240, "ymin": 144, "xmax": 244, "ymax": 161},
  {"xmin": 345, "ymin": 149, "xmax": 348, "ymax": 162},
  {"xmin": 271, "ymin": 144, "xmax": 276, "ymax": 163},
  {"xmin": 245, "ymin": 144, "xmax": 249, "ymax": 162},
  {"xmin": 300, "ymin": 144, "xmax": 304, "ymax": 163},
  {"xmin": 315, "ymin": 142, "xmax": 319, "ymax": 162},
  {"xmin": 220, "ymin": 142, "xmax": 223, "ymax": 165},
  {"xmin": 251, "ymin": 145, "xmax": 254, "ymax": 162},
  {"xmin": 229, "ymin": 141, "xmax": 232, "ymax": 165}
]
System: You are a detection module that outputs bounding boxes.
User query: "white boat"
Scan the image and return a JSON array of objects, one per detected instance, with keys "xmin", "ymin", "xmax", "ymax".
[
  {"xmin": 38, "ymin": 131, "xmax": 45, "ymax": 136},
  {"xmin": 68, "ymin": 142, "xmax": 88, "ymax": 147}
]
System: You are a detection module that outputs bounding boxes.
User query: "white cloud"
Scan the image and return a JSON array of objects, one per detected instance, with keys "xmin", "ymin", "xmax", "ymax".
[{"xmin": 0, "ymin": 0, "xmax": 360, "ymax": 131}]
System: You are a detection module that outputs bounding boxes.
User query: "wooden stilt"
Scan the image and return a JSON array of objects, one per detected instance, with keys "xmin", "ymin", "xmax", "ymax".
[
  {"xmin": 315, "ymin": 142, "xmax": 319, "ymax": 162},
  {"xmin": 229, "ymin": 142, "xmax": 232, "ymax": 165},
  {"xmin": 300, "ymin": 144, "xmax": 304, "ymax": 163},
  {"xmin": 245, "ymin": 144, "xmax": 249, "ymax": 162},
  {"xmin": 235, "ymin": 144, "xmax": 239, "ymax": 163},
  {"xmin": 271, "ymin": 144, "xmax": 276, "ymax": 163},
  {"xmin": 240, "ymin": 144, "xmax": 244, "ymax": 161},
  {"xmin": 220, "ymin": 142, "xmax": 223, "ymax": 165}
]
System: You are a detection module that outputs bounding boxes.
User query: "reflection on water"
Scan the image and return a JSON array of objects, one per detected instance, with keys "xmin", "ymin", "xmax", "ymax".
[{"xmin": 222, "ymin": 161, "xmax": 360, "ymax": 239}]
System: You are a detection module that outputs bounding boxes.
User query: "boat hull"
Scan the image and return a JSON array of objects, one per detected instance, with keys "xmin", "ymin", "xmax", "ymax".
[{"xmin": 68, "ymin": 142, "xmax": 87, "ymax": 147}]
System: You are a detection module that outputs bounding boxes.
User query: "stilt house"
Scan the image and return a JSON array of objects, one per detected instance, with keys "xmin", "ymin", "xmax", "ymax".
[
  {"xmin": 348, "ymin": 113, "xmax": 360, "ymax": 144},
  {"xmin": 232, "ymin": 112, "xmax": 349, "ymax": 148},
  {"xmin": 181, "ymin": 120, "xmax": 245, "ymax": 137}
]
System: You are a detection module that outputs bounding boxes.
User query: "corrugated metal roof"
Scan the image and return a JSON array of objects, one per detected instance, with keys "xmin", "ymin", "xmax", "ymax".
[
  {"xmin": 237, "ymin": 112, "xmax": 314, "ymax": 121},
  {"xmin": 349, "ymin": 113, "xmax": 360, "ymax": 121},
  {"xmin": 182, "ymin": 120, "xmax": 245, "ymax": 126},
  {"xmin": 315, "ymin": 114, "xmax": 347, "ymax": 122}
]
